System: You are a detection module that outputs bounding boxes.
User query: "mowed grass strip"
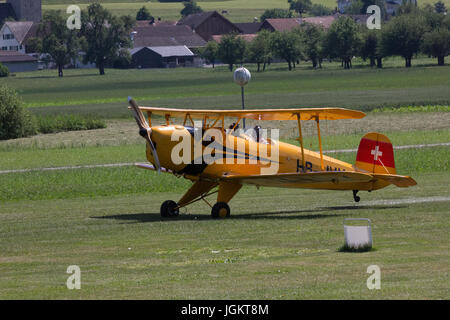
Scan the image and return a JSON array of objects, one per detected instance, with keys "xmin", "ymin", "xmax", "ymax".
[
  {"xmin": 0, "ymin": 172, "xmax": 448, "ymax": 299},
  {"xmin": 42, "ymin": 0, "xmax": 450, "ymax": 22},
  {"xmin": 2, "ymin": 60, "xmax": 449, "ymax": 111},
  {"xmin": 1, "ymin": 147, "xmax": 448, "ymax": 202},
  {"xmin": 0, "ymin": 128, "xmax": 449, "ymax": 170}
]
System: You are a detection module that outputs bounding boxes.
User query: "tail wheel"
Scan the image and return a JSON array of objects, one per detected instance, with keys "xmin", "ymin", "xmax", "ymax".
[
  {"xmin": 352, "ymin": 190, "xmax": 361, "ymax": 203},
  {"xmin": 211, "ymin": 202, "xmax": 230, "ymax": 219},
  {"xmin": 160, "ymin": 200, "xmax": 179, "ymax": 218}
]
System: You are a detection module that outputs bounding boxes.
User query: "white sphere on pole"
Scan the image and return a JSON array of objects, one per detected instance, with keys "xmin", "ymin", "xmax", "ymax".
[{"xmin": 233, "ymin": 67, "xmax": 251, "ymax": 87}]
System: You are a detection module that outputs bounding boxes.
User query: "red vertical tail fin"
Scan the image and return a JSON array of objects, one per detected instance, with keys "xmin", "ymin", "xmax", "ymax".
[{"xmin": 355, "ymin": 132, "xmax": 396, "ymax": 175}]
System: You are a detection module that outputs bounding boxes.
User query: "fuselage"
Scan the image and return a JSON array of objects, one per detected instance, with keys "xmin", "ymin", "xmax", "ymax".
[{"xmin": 146, "ymin": 124, "xmax": 354, "ymax": 176}]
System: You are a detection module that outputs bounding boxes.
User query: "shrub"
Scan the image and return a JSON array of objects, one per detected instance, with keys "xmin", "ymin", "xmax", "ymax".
[
  {"xmin": 35, "ymin": 115, "xmax": 106, "ymax": 134},
  {"xmin": 0, "ymin": 86, "xmax": 37, "ymax": 140},
  {"xmin": 0, "ymin": 62, "xmax": 9, "ymax": 77}
]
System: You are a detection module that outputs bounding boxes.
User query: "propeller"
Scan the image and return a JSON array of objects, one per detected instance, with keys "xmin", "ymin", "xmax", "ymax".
[{"xmin": 128, "ymin": 97, "xmax": 161, "ymax": 172}]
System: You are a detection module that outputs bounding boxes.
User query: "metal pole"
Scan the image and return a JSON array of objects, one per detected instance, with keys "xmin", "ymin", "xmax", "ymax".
[{"xmin": 241, "ymin": 86, "xmax": 245, "ymax": 129}]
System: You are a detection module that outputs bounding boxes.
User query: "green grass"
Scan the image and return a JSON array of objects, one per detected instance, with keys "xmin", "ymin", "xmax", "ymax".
[
  {"xmin": 0, "ymin": 172, "xmax": 448, "ymax": 299},
  {"xmin": 2, "ymin": 59, "xmax": 450, "ymax": 119},
  {"xmin": 0, "ymin": 54, "xmax": 449, "ymax": 299},
  {"xmin": 0, "ymin": 145, "xmax": 448, "ymax": 202},
  {"xmin": 41, "ymin": 0, "xmax": 450, "ymax": 22},
  {"xmin": 1, "ymin": 128, "xmax": 448, "ymax": 170}
]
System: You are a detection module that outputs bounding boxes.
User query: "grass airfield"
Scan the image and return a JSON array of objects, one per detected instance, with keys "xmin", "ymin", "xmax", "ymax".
[{"xmin": 0, "ymin": 60, "xmax": 449, "ymax": 299}]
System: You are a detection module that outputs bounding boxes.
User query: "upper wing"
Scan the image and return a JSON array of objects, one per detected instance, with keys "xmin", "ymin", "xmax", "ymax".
[
  {"xmin": 136, "ymin": 106, "xmax": 366, "ymax": 121},
  {"xmin": 222, "ymin": 171, "xmax": 374, "ymax": 188}
]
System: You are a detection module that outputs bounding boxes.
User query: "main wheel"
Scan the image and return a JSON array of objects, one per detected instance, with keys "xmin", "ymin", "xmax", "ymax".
[
  {"xmin": 160, "ymin": 200, "xmax": 179, "ymax": 218},
  {"xmin": 211, "ymin": 202, "xmax": 230, "ymax": 219}
]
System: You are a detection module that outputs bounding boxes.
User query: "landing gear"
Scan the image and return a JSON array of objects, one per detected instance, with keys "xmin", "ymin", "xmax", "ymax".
[
  {"xmin": 352, "ymin": 190, "xmax": 361, "ymax": 203},
  {"xmin": 160, "ymin": 200, "xmax": 180, "ymax": 217},
  {"xmin": 211, "ymin": 202, "xmax": 230, "ymax": 219}
]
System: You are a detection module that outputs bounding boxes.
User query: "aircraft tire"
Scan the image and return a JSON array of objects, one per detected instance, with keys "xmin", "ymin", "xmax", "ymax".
[
  {"xmin": 160, "ymin": 200, "xmax": 179, "ymax": 217},
  {"xmin": 211, "ymin": 202, "xmax": 230, "ymax": 219}
]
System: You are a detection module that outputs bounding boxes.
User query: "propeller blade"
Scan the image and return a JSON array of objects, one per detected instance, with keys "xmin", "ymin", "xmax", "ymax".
[
  {"xmin": 128, "ymin": 96, "xmax": 149, "ymax": 130},
  {"xmin": 143, "ymin": 128, "xmax": 161, "ymax": 173},
  {"xmin": 128, "ymin": 97, "xmax": 161, "ymax": 173}
]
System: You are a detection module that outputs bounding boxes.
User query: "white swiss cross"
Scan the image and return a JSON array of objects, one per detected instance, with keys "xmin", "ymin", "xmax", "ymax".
[{"xmin": 371, "ymin": 145, "xmax": 383, "ymax": 161}]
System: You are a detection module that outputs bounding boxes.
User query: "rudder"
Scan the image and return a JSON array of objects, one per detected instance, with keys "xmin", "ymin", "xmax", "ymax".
[{"xmin": 355, "ymin": 132, "xmax": 396, "ymax": 174}]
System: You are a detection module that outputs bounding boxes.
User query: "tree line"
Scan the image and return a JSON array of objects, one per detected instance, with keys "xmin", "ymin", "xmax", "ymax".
[{"xmin": 201, "ymin": 4, "xmax": 450, "ymax": 71}]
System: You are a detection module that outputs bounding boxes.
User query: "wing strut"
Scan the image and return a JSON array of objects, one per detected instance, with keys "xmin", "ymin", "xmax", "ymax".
[
  {"xmin": 296, "ymin": 113, "xmax": 306, "ymax": 172},
  {"xmin": 315, "ymin": 116, "xmax": 325, "ymax": 171}
]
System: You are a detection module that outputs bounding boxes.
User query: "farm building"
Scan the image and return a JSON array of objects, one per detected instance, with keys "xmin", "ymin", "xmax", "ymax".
[
  {"xmin": 0, "ymin": 21, "xmax": 38, "ymax": 53},
  {"xmin": 177, "ymin": 11, "xmax": 242, "ymax": 41},
  {"xmin": 130, "ymin": 46, "xmax": 198, "ymax": 69},
  {"xmin": 0, "ymin": 49, "xmax": 37, "ymax": 72},
  {"xmin": 0, "ymin": 0, "xmax": 41, "ymax": 24},
  {"xmin": 131, "ymin": 24, "xmax": 206, "ymax": 51},
  {"xmin": 259, "ymin": 18, "xmax": 302, "ymax": 32},
  {"xmin": 0, "ymin": 2, "xmax": 16, "ymax": 25}
]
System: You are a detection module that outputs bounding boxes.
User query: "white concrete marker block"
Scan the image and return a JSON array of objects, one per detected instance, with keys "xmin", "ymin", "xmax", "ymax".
[{"xmin": 344, "ymin": 218, "xmax": 372, "ymax": 249}]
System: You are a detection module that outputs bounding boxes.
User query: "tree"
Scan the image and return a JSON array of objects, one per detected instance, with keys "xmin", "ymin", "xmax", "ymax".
[
  {"xmin": 300, "ymin": 23, "xmax": 325, "ymax": 68},
  {"xmin": 289, "ymin": 0, "xmax": 312, "ymax": 17},
  {"xmin": 324, "ymin": 17, "xmax": 361, "ymax": 69},
  {"xmin": 260, "ymin": 8, "xmax": 294, "ymax": 21},
  {"xmin": 0, "ymin": 63, "xmax": 9, "ymax": 77},
  {"xmin": 32, "ymin": 10, "xmax": 81, "ymax": 77},
  {"xmin": 422, "ymin": 28, "xmax": 450, "ymax": 65},
  {"xmin": 396, "ymin": 1, "xmax": 419, "ymax": 16},
  {"xmin": 346, "ymin": 0, "xmax": 364, "ymax": 14},
  {"xmin": 360, "ymin": 29, "xmax": 383, "ymax": 68},
  {"xmin": 247, "ymin": 30, "xmax": 272, "ymax": 72},
  {"xmin": 181, "ymin": 1, "xmax": 203, "ymax": 17},
  {"xmin": 434, "ymin": 1, "xmax": 447, "ymax": 13},
  {"xmin": 360, "ymin": 0, "xmax": 388, "ymax": 20},
  {"xmin": 380, "ymin": 13, "xmax": 426, "ymax": 67},
  {"xmin": 0, "ymin": 85, "xmax": 36, "ymax": 140},
  {"xmin": 200, "ymin": 41, "xmax": 219, "ymax": 68},
  {"xmin": 217, "ymin": 34, "xmax": 246, "ymax": 71},
  {"xmin": 270, "ymin": 30, "xmax": 302, "ymax": 70},
  {"xmin": 81, "ymin": 3, "xmax": 134, "ymax": 75},
  {"xmin": 309, "ymin": 4, "xmax": 333, "ymax": 16},
  {"xmin": 136, "ymin": 6, "xmax": 153, "ymax": 21}
]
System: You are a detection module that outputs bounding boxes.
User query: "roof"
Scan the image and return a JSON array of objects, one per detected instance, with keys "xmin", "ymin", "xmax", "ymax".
[
  {"xmin": 177, "ymin": 11, "xmax": 217, "ymax": 29},
  {"xmin": 234, "ymin": 22, "xmax": 263, "ymax": 34},
  {"xmin": 0, "ymin": 50, "xmax": 37, "ymax": 63},
  {"xmin": 2, "ymin": 21, "xmax": 39, "ymax": 45},
  {"xmin": 260, "ymin": 18, "xmax": 301, "ymax": 32},
  {"xmin": 212, "ymin": 34, "xmax": 257, "ymax": 43},
  {"xmin": 132, "ymin": 24, "xmax": 206, "ymax": 48},
  {"xmin": 300, "ymin": 16, "xmax": 337, "ymax": 29},
  {"xmin": 135, "ymin": 20, "xmax": 177, "ymax": 27},
  {"xmin": 177, "ymin": 10, "xmax": 242, "ymax": 33},
  {"xmin": 0, "ymin": 3, "xmax": 16, "ymax": 23},
  {"xmin": 131, "ymin": 46, "xmax": 194, "ymax": 58}
]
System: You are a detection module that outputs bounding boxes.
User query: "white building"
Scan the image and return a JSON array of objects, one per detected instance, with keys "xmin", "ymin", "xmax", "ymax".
[{"xmin": 0, "ymin": 21, "xmax": 38, "ymax": 54}]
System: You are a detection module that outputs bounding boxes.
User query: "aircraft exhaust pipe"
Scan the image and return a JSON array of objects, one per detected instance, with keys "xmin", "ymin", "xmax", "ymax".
[{"xmin": 128, "ymin": 97, "xmax": 161, "ymax": 173}]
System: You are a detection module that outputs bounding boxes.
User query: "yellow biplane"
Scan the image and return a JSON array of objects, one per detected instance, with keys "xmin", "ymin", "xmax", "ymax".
[{"xmin": 128, "ymin": 98, "xmax": 416, "ymax": 218}]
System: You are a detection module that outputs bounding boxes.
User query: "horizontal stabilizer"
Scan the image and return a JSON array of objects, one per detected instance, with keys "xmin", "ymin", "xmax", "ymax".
[
  {"xmin": 135, "ymin": 163, "xmax": 172, "ymax": 173},
  {"xmin": 372, "ymin": 174, "xmax": 417, "ymax": 187}
]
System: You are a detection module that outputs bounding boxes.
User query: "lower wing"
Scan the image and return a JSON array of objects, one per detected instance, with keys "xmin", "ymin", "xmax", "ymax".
[{"xmin": 222, "ymin": 171, "xmax": 416, "ymax": 190}]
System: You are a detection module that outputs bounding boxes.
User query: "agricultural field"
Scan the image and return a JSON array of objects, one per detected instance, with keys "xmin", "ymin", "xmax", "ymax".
[
  {"xmin": 41, "ymin": 0, "xmax": 450, "ymax": 22},
  {"xmin": 0, "ymin": 60, "xmax": 449, "ymax": 299}
]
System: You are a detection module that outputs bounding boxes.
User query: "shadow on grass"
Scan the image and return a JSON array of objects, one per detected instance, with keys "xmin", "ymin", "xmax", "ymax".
[{"xmin": 92, "ymin": 204, "xmax": 406, "ymax": 224}]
